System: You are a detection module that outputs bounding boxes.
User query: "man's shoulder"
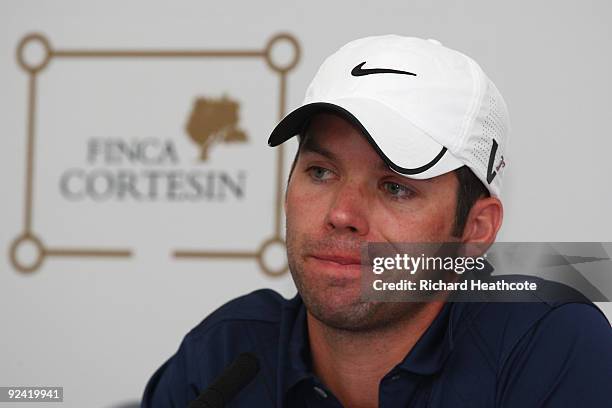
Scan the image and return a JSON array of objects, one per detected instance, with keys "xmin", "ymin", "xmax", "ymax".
[
  {"xmin": 142, "ymin": 290, "xmax": 298, "ymax": 407},
  {"xmin": 472, "ymin": 288, "xmax": 612, "ymax": 406},
  {"xmin": 468, "ymin": 298, "xmax": 607, "ymax": 342},
  {"xmin": 185, "ymin": 289, "xmax": 297, "ymax": 341},
  {"xmin": 457, "ymin": 279, "xmax": 611, "ymax": 369},
  {"xmin": 441, "ymin": 284, "xmax": 611, "ymax": 405}
]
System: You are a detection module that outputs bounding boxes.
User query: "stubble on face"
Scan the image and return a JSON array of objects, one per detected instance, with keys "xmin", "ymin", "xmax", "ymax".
[{"xmin": 286, "ymin": 228, "xmax": 431, "ymax": 332}]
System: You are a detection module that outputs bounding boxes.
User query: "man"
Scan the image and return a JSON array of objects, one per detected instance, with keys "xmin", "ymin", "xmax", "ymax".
[{"xmin": 142, "ymin": 36, "xmax": 612, "ymax": 407}]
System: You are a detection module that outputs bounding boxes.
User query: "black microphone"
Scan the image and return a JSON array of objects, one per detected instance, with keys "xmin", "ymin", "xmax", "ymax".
[{"xmin": 188, "ymin": 352, "xmax": 260, "ymax": 408}]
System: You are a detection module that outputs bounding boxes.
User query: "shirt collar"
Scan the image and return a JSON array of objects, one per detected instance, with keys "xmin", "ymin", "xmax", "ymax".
[
  {"xmin": 396, "ymin": 302, "xmax": 456, "ymax": 375},
  {"xmin": 282, "ymin": 295, "xmax": 468, "ymax": 397}
]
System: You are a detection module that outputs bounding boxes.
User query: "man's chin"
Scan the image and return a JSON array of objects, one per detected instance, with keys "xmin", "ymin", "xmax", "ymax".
[
  {"xmin": 304, "ymin": 294, "xmax": 382, "ymax": 332},
  {"xmin": 303, "ymin": 291, "xmax": 428, "ymax": 333}
]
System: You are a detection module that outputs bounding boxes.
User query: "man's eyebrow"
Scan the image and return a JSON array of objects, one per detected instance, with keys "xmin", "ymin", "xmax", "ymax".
[{"xmin": 300, "ymin": 136, "xmax": 339, "ymax": 162}]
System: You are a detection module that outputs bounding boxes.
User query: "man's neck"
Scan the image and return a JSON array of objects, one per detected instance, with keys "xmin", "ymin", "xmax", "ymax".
[{"xmin": 306, "ymin": 302, "xmax": 445, "ymax": 408}]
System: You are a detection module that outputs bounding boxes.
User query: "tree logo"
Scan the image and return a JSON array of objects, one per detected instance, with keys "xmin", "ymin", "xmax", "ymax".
[{"xmin": 186, "ymin": 96, "xmax": 248, "ymax": 161}]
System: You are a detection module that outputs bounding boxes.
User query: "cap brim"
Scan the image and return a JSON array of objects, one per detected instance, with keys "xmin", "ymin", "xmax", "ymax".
[{"xmin": 268, "ymin": 99, "xmax": 463, "ymax": 179}]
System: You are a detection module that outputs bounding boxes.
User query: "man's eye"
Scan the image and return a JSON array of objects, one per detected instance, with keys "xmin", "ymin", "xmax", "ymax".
[
  {"xmin": 307, "ymin": 166, "xmax": 334, "ymax": 181},
  {"xmin": 382, "ymin": 181, "xmax": 413, "ymax": 199}
]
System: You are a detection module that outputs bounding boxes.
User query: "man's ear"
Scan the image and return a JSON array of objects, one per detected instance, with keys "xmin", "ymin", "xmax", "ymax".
[{"xmin": 461, "ymin": 197, "xmax": 503, "ymax": 246}]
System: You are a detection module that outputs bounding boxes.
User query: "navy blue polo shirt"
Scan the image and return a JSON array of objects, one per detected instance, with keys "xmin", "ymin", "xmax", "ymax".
[{"xmin": 142, "ymin": 288, "xmax": 612, "ymax": 407}]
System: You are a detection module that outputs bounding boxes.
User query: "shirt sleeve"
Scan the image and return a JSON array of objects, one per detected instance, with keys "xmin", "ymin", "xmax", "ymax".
[
  {"xmin": 496, "ymin": 303, "xmax": 612, "ymax": 408},
  {"xmin": 141, "ymin": 338, "xmax": 200, "ymax": 408}
]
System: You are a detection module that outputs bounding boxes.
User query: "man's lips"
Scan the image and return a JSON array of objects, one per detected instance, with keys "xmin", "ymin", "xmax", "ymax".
[
  {"xmin": 306, "ymin": 253, "xmax": 367, "ymax": 282},
  {"xmin": 309, "ymin": 254, "xmax": 362, "ymax": 266}
]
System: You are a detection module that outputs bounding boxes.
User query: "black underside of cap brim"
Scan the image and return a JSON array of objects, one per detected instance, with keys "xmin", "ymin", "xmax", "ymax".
[{"xmin": 267, "ymin": 102, "xmax": 447, "ymax": 176}]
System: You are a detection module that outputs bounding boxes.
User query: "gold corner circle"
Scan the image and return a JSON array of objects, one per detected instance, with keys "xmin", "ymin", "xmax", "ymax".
[
  {"xmin": 9, "ymin": 233, "xmax": 46, "ymax": 274},
  {"xmin": 256, "ymin": 237, "xmax": 289, "ymax": 277},
  {"xmin": 264, "ymin": 33, "xmax": 301, "ymax": 73},
  {"xmin": 16, "ymin": 33, "xmax": 52, "ymax": 74}
]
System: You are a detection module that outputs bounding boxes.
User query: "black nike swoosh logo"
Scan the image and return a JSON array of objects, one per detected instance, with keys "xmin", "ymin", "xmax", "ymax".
[
  {"xmin": 351, "ymin": 61, "xmax": 417, "ymax": 77},
  {"xmin": 486, "ymin": 139, "xmax": 499, "ymax": 184}
]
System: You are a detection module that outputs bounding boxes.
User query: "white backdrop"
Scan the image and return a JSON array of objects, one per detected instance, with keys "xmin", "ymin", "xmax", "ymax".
[{"xmin": 1, "ymin": 1, "xmax": 611, "ymax": 407}]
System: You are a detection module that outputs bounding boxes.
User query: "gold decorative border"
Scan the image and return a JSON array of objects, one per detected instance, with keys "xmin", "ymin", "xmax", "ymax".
[{"xmin": 10, "ymin": 33, "xmax": 300, "ymax": 276}]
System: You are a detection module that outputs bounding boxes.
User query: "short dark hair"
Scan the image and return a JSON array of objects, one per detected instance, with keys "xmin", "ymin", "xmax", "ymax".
[
  {"xmin": 286, "ymin": 134, "xmax": 489, "ymax": 237},
  {"xmin": 452, "ymin": 165, "xmax": 490, "ymax": 236}
]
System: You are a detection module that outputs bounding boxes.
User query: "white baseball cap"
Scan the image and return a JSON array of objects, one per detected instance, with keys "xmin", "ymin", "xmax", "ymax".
[{"xmin": 268, "ymin": 35, "xmax": 510, "ymax": 197}]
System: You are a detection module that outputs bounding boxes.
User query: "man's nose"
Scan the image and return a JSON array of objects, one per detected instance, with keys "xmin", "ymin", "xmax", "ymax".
[{"xmin": 324, "ymin": 181, "xmax": 370, "ymax": 235}]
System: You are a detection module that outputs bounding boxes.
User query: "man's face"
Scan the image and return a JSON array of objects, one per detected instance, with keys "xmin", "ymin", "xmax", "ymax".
[{"xmin": 285, "ymin": 113, "xmax": 460, "ymax": 331}]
